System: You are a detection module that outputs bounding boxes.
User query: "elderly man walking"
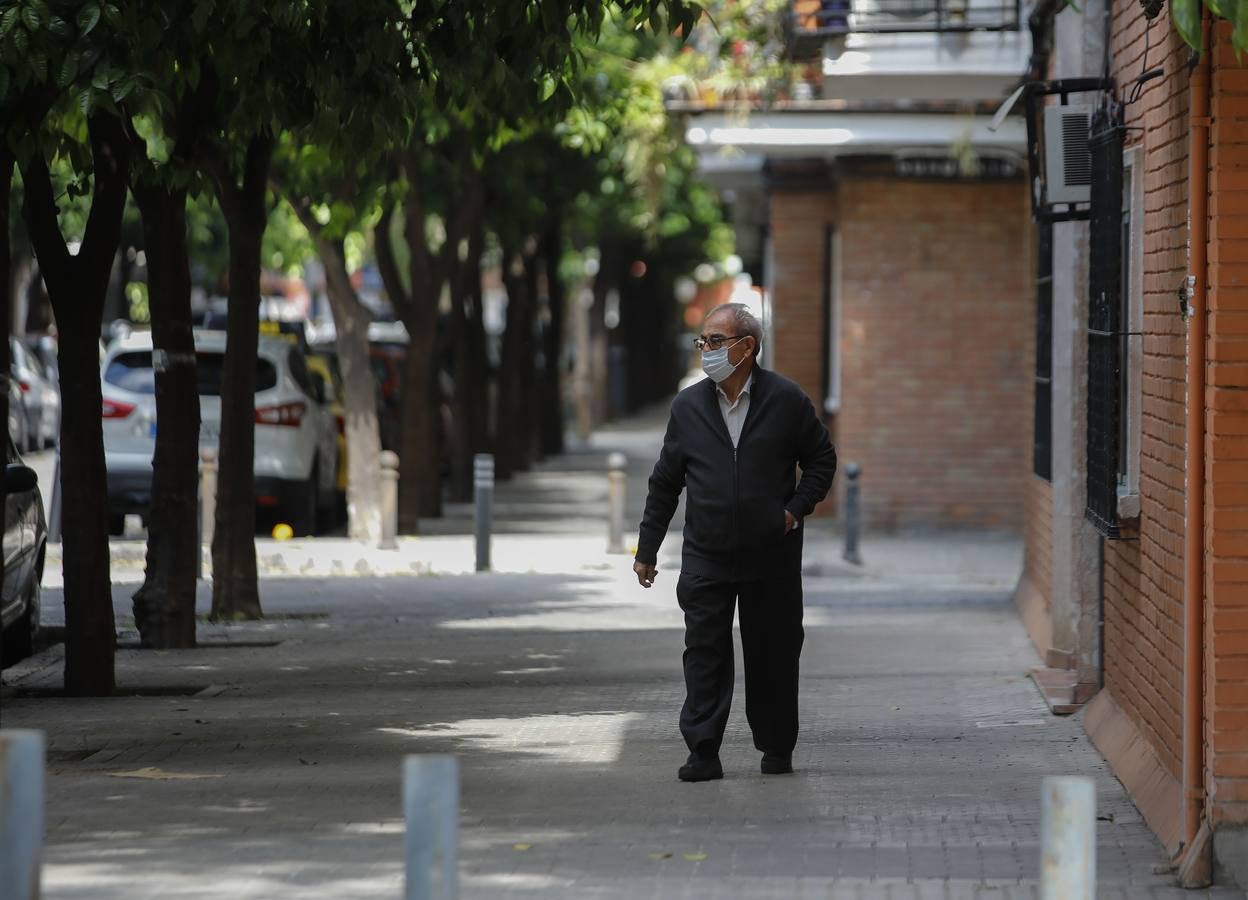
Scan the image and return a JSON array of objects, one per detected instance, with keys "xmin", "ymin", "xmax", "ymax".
[{"xmin": 634, "ymin": 302, "xmax": 837, "ymax": 782}]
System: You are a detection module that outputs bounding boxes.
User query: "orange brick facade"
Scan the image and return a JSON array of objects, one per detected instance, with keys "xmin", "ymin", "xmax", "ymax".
[
  {"xmin": 770, "ymin": 178, "xmax": 1033, "ymax": 530},
  {"xmin": 1099, "ymin": 8, "xmax": 1193, "ymax": 791},
  {"xmin": 1206, "ymin": 21, "xmax": 1248, "ymax": 827},
  {"xmin": 1018, "ymin": 6, "xmax": 1248, "ymax": 876}
]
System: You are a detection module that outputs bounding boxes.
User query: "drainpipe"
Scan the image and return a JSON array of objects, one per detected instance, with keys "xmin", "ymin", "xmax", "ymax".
[{"xmin": 1179, "ymin": 10, "xmax": 1212, "ymax": 887}]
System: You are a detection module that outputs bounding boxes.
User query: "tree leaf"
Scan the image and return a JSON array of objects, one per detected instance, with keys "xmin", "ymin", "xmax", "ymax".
[
  {"xmin": 48, "ymin": 14, "xmax": 69, "ymax": 36},
  {"xmin": 1171, "ymin": 0, "xmax": 1202, "ymax": 49},
  {"xmin": 0, "ymin": 64, "xmax": 8, "ymax": 101},
  {"xmin": 11, "ymin": 23, "xmax": 27, "ymax": 56},
  {"xmin": 191, "ymin": 0, "xmax": 212, "ymax": 34},
  {"xmin": 57, "ymin": 50, "xmax": 78, "ymax": 87},
  {"xmin": 76, "ymin": 3, "xmax": 101, "ymax": 35},
  {"xmin": 21, "ymin": 5, "xmax": 41, "ymax": 31},
  {"xmin": 1235, "ymin": 0, "xmax": 1248, "ymax": 58},
  {"xmin": 0, "ymin": 7, "xmax": 19, "ymax": 37},
  {"xmin": 29, "ymin": 49, "xmax": 47, "ymax": 83}
]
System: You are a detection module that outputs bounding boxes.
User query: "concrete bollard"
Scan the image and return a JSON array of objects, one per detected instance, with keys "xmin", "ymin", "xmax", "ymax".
[
  {"xmin": 473, "ymin": 454, "xmax": 494, "ymax": 573},
  {"xmin": 606, "ymin": 452, "xmax": 627, "ymax": 554},
  {"xmin": 0, "ymin": 730, "xmax": 45, "ymax": 900},
  {"xmin": 842, "ymin": 461, "xmax": 862, "ymax": 566},
  {"xmin": 1040, "ymin": 776, "xmax": 1096, "ymax": 900},
  {"xmin": 47, "ymin": 450, "xmax": 62, "ymax": 543},
  {"xmin": 404, "ymin": 755, "xmax": 459, "ymax": 900},
  {"xmin": 380, "ymin": 451, "xmax": 400, "ymax": 550}
]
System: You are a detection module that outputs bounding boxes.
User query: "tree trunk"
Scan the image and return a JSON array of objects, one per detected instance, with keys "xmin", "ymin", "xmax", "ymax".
[
  {"xmin": 210, "ymin": 135, "xmax": 272, "ymax": 621},
  {"xmin": 19, "ymin": 113, "xmax": 129, "ymax": 695},
  {"xmin": 283, "ymin": 195, "xmax": 385, "ymax": 543},
  {"xmin": 131, "ymin": 184, "xmax": 200, "ymax": 648},
  {"xmin": 497, "ymin": 244, "xmax": 540, "ymax": 479},
  {"xmin": 394, "ymin": 185, "xmax": 443, "ymax": 532},
  {"xmin": 448, "ymin": 220, "xmax": 486, "ymax": 502},
  {"xmin": 538, "ymin": 216, "xmax": 565, "ymax": 457},
  {"xmin": 322, "ymin": 241, "xmax": 383, "ymax": 543}
]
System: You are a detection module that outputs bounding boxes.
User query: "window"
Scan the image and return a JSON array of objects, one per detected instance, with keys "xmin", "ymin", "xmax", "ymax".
[
  {"xmin": 1034, "ymin": 221, "xmax": 1053, "ymax": 480},
  {"xmin": 1084, "ymin": 107, "xmax": 1125, "ymax": 538},
  {"xmin": 822, "ymin": 226, "xmax": 842, "ymax": 415},
  {"xmin": 1117, "ymin": 147, "xmax": 1144, "ymax": 519}
]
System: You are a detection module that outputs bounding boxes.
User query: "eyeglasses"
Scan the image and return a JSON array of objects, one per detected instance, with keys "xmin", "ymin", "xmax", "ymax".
[{"xmin": 694, "ymin": 334, "xmax": 742, "ymax": 351}]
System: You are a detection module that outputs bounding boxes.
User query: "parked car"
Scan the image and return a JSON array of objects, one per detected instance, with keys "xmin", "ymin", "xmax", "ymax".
[
  {"xmin": 10, "ymin": 338, "xmax": 59, "ymax": 450},
  {"xmin": 1, "ymin": 437, "xmax": 46, "ymax": 667},
  {"xmin": 100, "ymin": 329, "xmax": 340, "ymax": 536},
  {"xmin": 7, "ymin": 376, "xmax": 28, "ymax": 454}
]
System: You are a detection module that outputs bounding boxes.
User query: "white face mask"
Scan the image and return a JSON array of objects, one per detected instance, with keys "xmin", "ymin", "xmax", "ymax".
[{"xmin": 701, "ymin": 338, "xmax": 744, "ymax": 383}]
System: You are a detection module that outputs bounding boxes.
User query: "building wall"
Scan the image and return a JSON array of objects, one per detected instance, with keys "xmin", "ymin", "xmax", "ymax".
[
  {"xmin": 1099, "ymin": 5, "xmax": 1192, "ymax": 790},
  {"xmin": 1206, "ymin": 22, "xmax": 1248, "ymax": 832},
  {"xmin": 835, "ymin": 177, "xmax": 1032, "ymax": 530},
  {"xmin": 769, "ymin": 179, "xmax": 1032, "ymax": 529},
  {"xmin": 1079, "ymin": 9, "xmax": 1248, "ymax": 875},
  {"xmin": 1018, "ymin": 475, "xmax": 1055, "ymax": 654},
  {"xmin": 769, "ymin": 188, "xmax": 836, "ymax": 408}
]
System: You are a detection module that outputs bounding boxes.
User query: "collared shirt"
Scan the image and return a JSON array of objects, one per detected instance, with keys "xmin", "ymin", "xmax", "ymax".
[{"xmin": 716, "ymin": 371, "xmax": 753, "ymax": 449}]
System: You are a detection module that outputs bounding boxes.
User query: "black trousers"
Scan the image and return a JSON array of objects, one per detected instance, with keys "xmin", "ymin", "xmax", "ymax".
[{"xmin": 676, "ymin": 570, "xmax": 804, "ymax": 757}]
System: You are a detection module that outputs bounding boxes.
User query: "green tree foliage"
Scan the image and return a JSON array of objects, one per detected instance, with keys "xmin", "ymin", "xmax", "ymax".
[{"xmin": 1172, "ymin": 0, "xmax": 1248, "ymax": 54}]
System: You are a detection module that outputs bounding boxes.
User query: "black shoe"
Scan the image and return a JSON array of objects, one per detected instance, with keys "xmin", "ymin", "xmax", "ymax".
[
  {"xmin": 678, "ymin": 752, "xmax": 723, "ymax": 782},
  {"xmin": 760, "ymin": 753, "xmax": 793, "ymax": 775}
]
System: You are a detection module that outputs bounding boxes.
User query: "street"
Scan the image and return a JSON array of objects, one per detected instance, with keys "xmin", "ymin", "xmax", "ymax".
[{"xmin": 3, "ymin": 414, "xmax": 1240, "ymax": 900}]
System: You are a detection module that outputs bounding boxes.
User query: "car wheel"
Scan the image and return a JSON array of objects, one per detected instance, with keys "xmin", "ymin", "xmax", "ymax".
[{"xmin": 290, "ymin": 462, "xmax": 319, "ymax": 537}]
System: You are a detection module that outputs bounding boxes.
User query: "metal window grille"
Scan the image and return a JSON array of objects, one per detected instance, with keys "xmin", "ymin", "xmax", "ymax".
[
  {"xmin": 1085, "ymin": 106, "xmax": 1125, "ymax": 538},
  {"xmin": 1034, "ymin": 221, "xmax": 1053, "ymax": 481},
  {"xmin": 787, "ymin": 0, "xmax": 1021, "ymax": 55}
]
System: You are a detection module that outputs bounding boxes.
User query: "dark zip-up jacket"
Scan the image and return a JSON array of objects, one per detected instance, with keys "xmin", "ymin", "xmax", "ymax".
[{"xmin": 636, "ymin": 366, "xmax": 837, "ymax": 581}]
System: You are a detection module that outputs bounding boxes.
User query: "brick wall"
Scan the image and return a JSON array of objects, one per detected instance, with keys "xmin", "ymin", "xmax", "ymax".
[
  {"xmin": 1019, "ymin": 475, "xmax": 1054, "ymax": 652},
  {"xmin": 1100, "ymin": 6, "xmax": 1193, "ymax": 785},
  {"xmin": 770, "ymin": 189, "xmax": 836, "ymax": 407},
  {"xmin": 834, "ymin": 177, "xmax": 1031, "ymax": 530},
  {"xmin": 1207, "ymin": 21, "xmax": 1248, "ymax": 827}
]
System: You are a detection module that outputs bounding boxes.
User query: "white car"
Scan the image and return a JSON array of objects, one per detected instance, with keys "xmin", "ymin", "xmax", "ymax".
[
  {"xmin": 11, "ymin": 338, "xmax": 59, "ymax": 450},
  {"xmin": 101, "ymin": 329, "xmax": 340, "ymax": 536}
]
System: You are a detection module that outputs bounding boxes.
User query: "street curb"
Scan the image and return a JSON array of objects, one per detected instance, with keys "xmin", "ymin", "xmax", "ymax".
[{"xmin": 1, "ymin": 641, "xmax": 65, "ymax": 687}]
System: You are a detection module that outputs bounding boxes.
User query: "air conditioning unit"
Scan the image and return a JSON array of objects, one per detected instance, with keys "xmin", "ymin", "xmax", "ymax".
[{"xmin": 1043, "ymin": 104, "xmax": 1093, "ymax": 205}]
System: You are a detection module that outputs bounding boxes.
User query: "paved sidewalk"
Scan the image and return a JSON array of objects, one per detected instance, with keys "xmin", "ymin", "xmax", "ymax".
[{"xmin": 5, "ymin": 406, "xmax": 1243, "ymax": 898}]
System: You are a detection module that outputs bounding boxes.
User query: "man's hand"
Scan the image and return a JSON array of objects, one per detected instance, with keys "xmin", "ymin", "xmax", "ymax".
[
  {"xmin": 784, "ymin": 510, "xmax": 797, "ymax": 534},
  {"xmin": 633, "ymin": 560, "xmax": 658, "ymax": 588}
]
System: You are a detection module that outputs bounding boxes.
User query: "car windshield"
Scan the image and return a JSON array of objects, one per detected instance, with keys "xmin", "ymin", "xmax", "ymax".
[{"xmin": 104, "ymin": 351, "xmax": 278, "ymax": 396}]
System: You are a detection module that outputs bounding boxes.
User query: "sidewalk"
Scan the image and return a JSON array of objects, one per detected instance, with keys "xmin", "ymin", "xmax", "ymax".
[{"xmin": 5, "ymin": 405, "xmax": 1243, "ymax": 898}]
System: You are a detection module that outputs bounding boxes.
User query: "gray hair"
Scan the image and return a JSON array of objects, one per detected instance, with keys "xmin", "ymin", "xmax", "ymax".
[{"xmin": 706, "ymin": 302, "xmax": 762, "ymax": 351}]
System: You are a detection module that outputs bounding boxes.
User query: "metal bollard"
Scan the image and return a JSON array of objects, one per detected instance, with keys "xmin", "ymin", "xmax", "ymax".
[
  {"xmin": 474, "ymin": 454, "xmax": 494, "ymax": 572},
  {"xmin": 842, "ymin": 462, "xmax": 862, "ymax": 566},
  {"xmin": 47, "ymin": 449, "xmax": 62, "ymax": 543},
  {"xmin": 1040, "ymin": 776, "xmax": 1096, "ymax": 900},
  {"xmin": 404, "ymin": 755, "xmax": 459, "ymax": 900},
  {"xmin": 0, "ymin": 730, "xmax": 45, "ymax": 900},
  {"xmin": 380, "ymin": 451, "xmax": 400, "ymax": 550},
  {"xmin": 606, "ymin": 452, "xmax": 627, "ymax": 554}
]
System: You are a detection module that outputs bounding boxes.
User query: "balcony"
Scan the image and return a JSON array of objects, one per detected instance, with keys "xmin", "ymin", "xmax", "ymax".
[
  {"xmin": 790, "ymin": 0, "xmax": 1023, "ymax": 48},
  {"xmin": 787, "ymin": 0, "xmax": 1030, "ymax": 102}
]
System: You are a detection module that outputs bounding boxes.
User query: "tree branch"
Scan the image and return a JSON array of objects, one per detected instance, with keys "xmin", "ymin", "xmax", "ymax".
[
  {"xmin": 399, "ymin": 149, "xmax": 435, "ymax": 299},
  {"xmin": 375, "ymin": 199, "xmax": 412, "ymax": 322},
  {"xmin": 18, "ymin": 151, "xmax": 74, "ymax": 301},
  {"xmin": 78, "ymin": 111, "xmax": 133, "ymax": 289}
]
